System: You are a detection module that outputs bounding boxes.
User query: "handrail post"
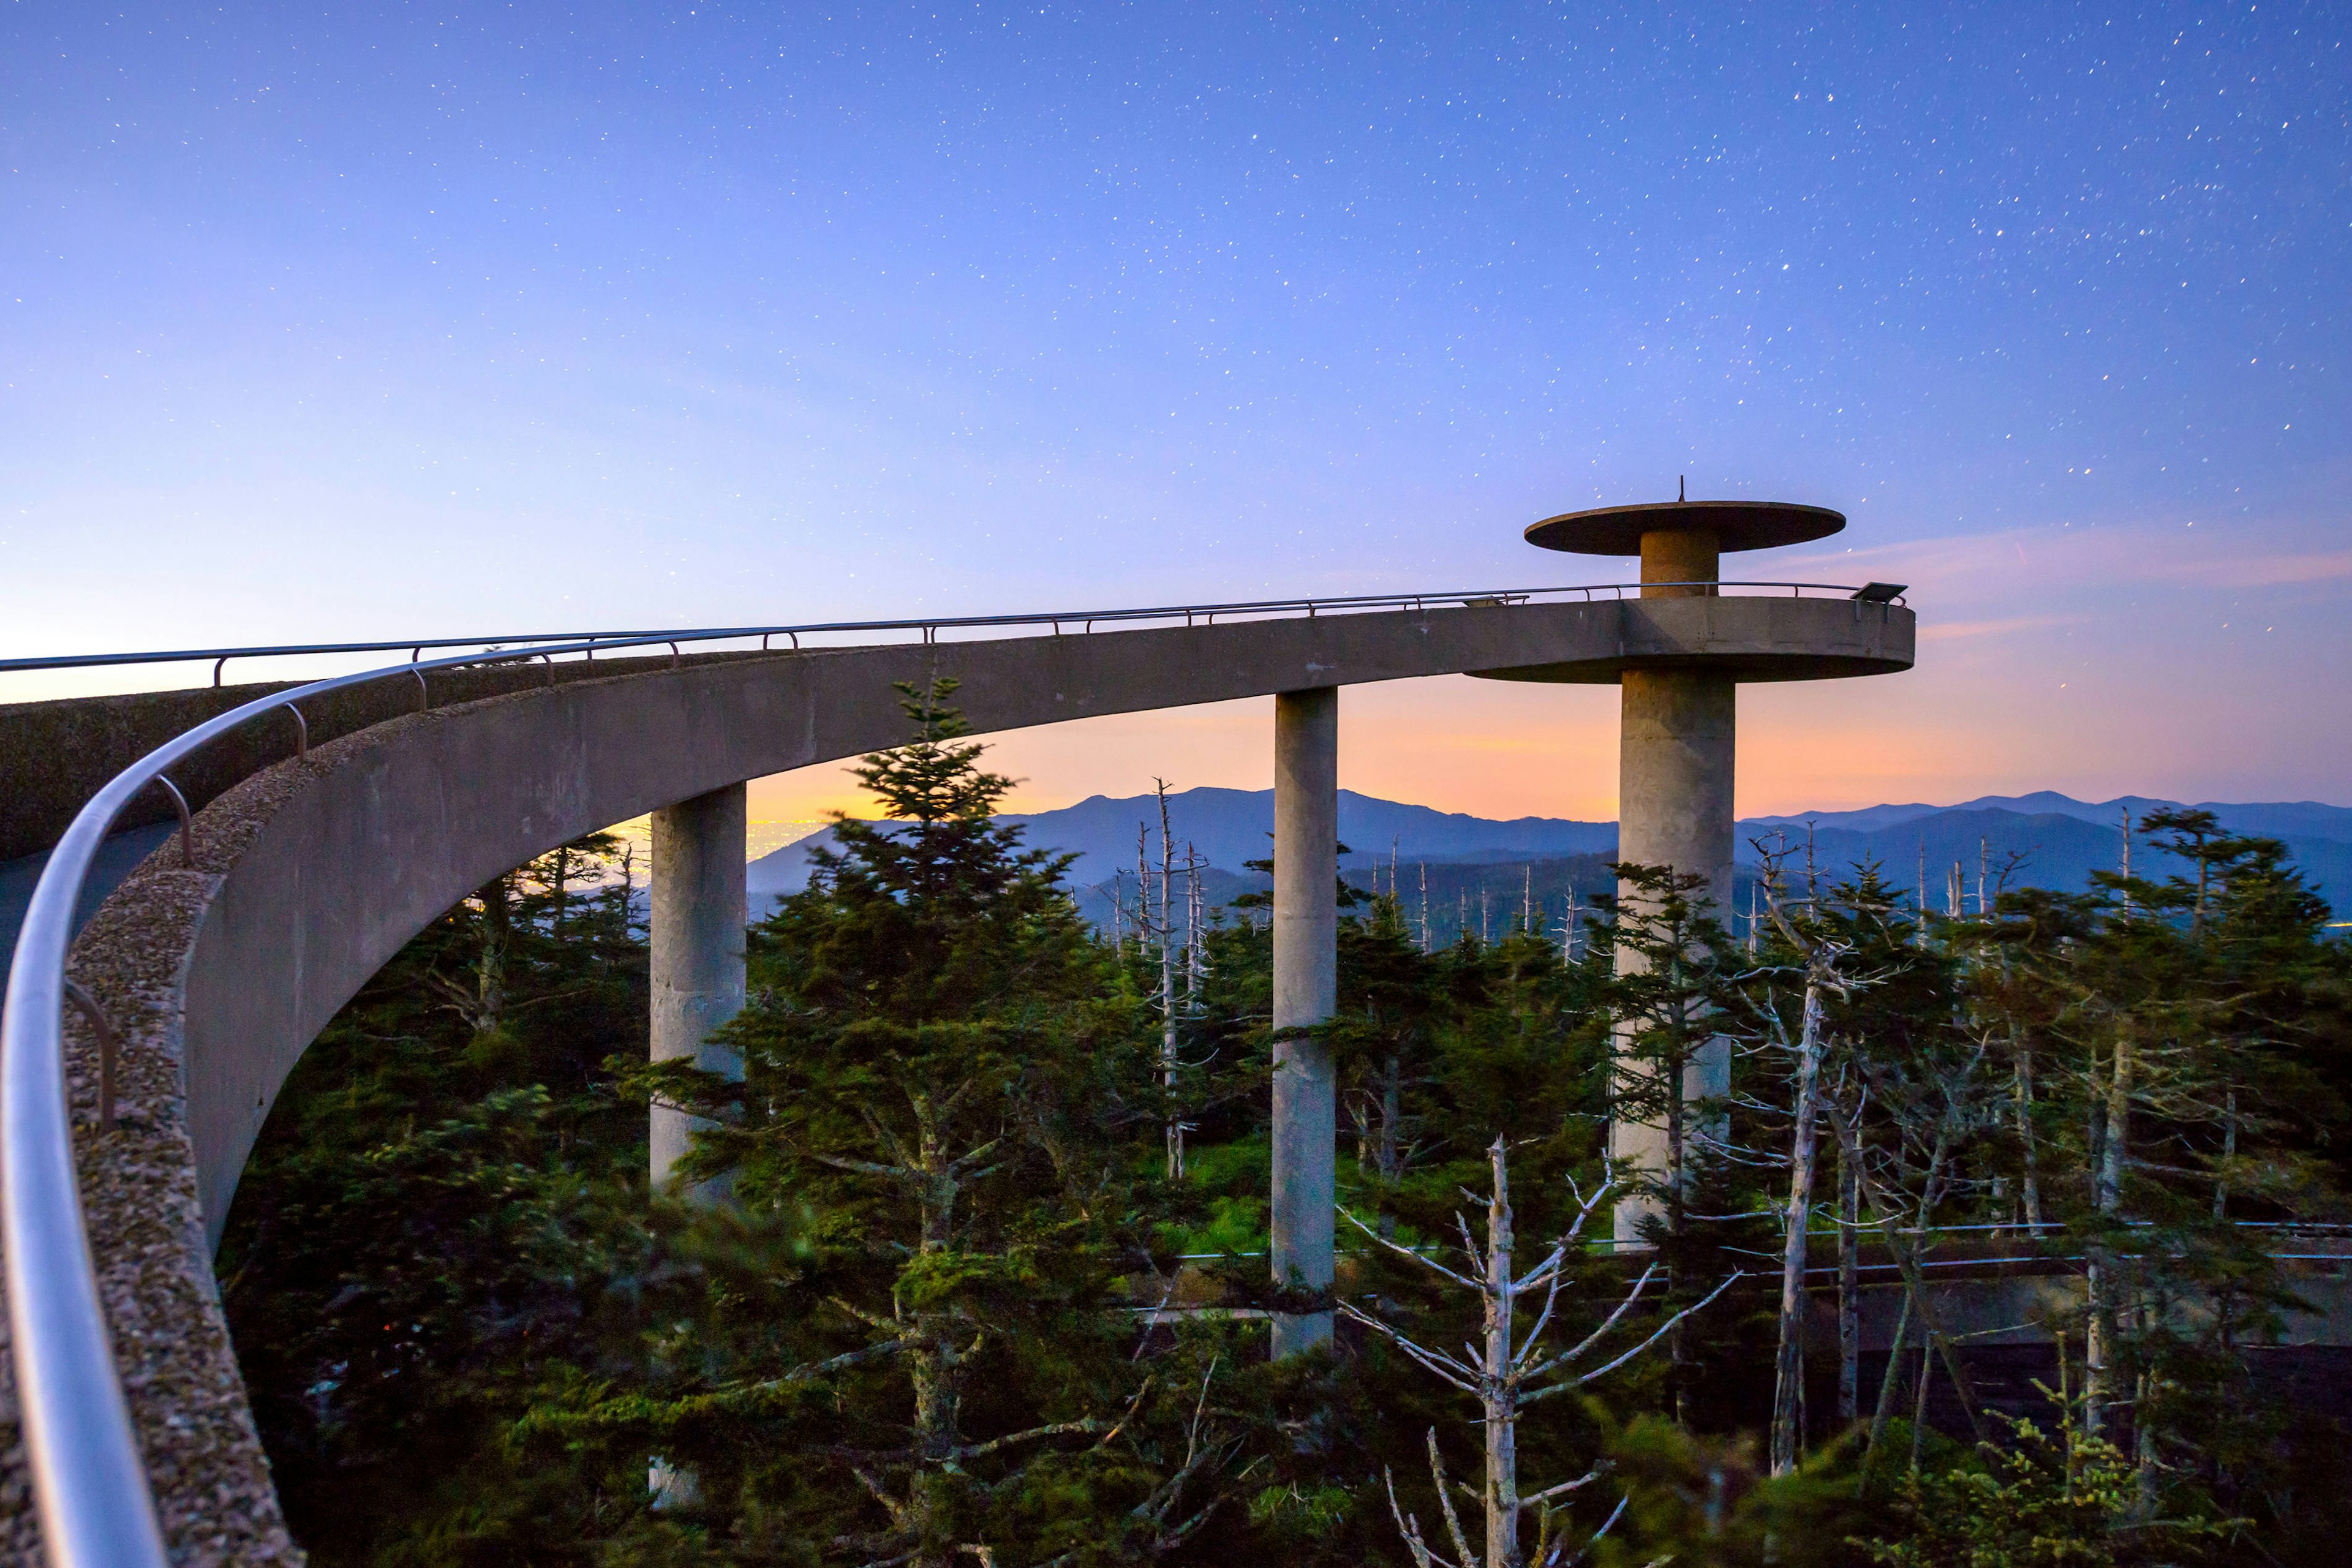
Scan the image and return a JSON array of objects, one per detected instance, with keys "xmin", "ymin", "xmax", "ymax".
[
  {"xmin": 285, "ymin": 703, "xmax": 307, "ymax": 763},
  {"xmin": 152, "ymin": 777, "xmax": 193, "ymax": 869},
  {"xmin": 59, "ymin": 982, "xmax": 117, "ymax": 1134}
]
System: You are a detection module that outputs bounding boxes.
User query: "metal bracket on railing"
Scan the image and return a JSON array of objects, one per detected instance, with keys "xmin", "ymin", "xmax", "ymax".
[
  {"xmin": 150, "ymin": 776, "xmax": 193, "ymax": 868},
  {"xmin": 410, "ymin": 645, "xmax": 421, "ymax": 663},
  {"xmin": 668, "ymin": 641, "xmax": 680, "ymax": 669},
  {"xmin": 285, "ymin": 703, "xmax": 307, "ymax": 762},
  {"xmin": 413, "ymin": 669, "xmax": 429, "ymax": 711},
  {"xmin": 60, "ymin": 982, "xmax": 118, "ymax": 1134},
  {"xmin": 212, "ymin": 656, "xmax": 229, "ymax": 687},
  {"xmin": 540, "ymin": 652, "xmax": 556, "ymax": 687}
]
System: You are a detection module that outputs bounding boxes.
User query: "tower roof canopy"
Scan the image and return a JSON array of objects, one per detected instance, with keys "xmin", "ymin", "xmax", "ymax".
[{"xmin": 1525, "ymin": 499, "xmax": 1845, "ymax": 556}]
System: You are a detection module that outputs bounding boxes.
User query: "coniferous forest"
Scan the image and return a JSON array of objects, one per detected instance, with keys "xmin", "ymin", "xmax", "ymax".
[{"xmin": 219, "ymin": 685, "xmax": 2352, "ymax": 1568}]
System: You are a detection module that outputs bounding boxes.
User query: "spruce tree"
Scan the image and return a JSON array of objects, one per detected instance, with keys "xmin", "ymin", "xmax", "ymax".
[{"xmin": 578, "ymin": 681, "xmax": 1237, "ymax": 1566}]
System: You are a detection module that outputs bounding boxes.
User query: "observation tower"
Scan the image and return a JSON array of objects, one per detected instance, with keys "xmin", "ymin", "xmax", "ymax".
[{"xmin": 1478, "ymin": 492, "xmax": 1910, "ymax": 1240}]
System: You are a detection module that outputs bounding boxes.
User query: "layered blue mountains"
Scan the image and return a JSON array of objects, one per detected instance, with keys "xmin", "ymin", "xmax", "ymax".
[
  {"xmin": 749, "ymin": 788, "xmax": 2352, "ymax": 930},
  {"xmin": 11, "ymin": 788, "xmax": 2345, "ymax": 989}
]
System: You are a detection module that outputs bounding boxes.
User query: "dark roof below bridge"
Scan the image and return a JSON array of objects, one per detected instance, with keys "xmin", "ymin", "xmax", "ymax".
[{"xmin": 1525, "ymin": 499, "xmax": 1845, "ymax": 556}]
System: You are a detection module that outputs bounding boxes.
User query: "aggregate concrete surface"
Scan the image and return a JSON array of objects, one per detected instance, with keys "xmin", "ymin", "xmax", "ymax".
[{"xmin": 0, "ymin": 751, "xmax": 324, "ymax": 1563}]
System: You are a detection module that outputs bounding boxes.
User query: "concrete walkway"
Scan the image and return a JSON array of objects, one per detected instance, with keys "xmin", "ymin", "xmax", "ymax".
[{"xmin": 4, "ymin": 593, "xmax": 1910, "ymax": 1558}]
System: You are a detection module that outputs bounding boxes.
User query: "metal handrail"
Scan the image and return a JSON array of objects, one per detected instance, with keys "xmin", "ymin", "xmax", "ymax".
[
  {"xmin": 0, "ymin": 579, "xmax": 1900, "ymax": 683},
  {"xmin": 0, "ymin": 627, "xmax": 779, "ymax": 1566},
  {"xmin": 0, "ymin": 579, "xmax": 1900, "ymax": 1564}
]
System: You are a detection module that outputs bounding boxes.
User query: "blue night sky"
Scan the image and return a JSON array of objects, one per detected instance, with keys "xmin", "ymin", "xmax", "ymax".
[{"xmin": 4, "ymin": 2, "xmax": 2346, "ymax": 820}]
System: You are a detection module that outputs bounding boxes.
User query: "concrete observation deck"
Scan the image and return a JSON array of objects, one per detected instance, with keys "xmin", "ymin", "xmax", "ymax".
[{"xmin": 1, "ymin": 589, "xmax": 1910, "ymax": 1559}]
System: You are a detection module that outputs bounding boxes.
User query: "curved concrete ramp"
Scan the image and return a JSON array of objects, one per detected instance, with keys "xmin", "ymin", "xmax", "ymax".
[{"xmin": 27, "ymin": 593, "xmax": 1909, "ymax": 1557}]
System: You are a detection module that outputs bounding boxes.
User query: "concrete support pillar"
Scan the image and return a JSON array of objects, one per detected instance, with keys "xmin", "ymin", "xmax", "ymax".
[
  {"xmin": 1611, "ymin": 668, "xmax": 1736, "ymax": 1244},
  {"xmin": 650, "ymin": 782, "xmax": 748, "ymax": 1197},
  {"xmin": 1270, "ymin": 687, "xmax": 1338, "ymax": 1356}
]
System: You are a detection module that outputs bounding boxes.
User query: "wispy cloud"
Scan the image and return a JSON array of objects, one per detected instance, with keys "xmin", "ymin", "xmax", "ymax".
[
  {"xmin": 1779, "ymin": 512, "xmax": 2352, "ymax": 608},
  {"xmin": 2141, "ymin": 550, "xmax": 2352, "ymax": 589},
  {"xmin": 1918, "ymin": 614, "xmax": 2086, "ymax": 643}
]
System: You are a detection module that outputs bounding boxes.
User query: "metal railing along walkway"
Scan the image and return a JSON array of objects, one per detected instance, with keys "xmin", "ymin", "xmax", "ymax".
[
  {"xmin": 0, "ymin": 578, "xmax": 1898, "ymax": 686},
  {"xmin": 0, "ymin": 577, "xmax": 1894, "ymax": 1565}
]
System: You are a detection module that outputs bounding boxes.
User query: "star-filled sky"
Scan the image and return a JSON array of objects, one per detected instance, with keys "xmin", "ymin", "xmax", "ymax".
[{"xmin": 4, "ymin": 2, "xmax": 2346, "ymax": 824}]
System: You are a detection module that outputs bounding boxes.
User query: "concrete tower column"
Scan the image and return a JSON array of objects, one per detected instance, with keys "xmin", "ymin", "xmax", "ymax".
[
  {"xmin": 1639, "ymin": 527, "xmax": 1722, "ymax": 597},
  {"xmin": 1270, "ymin": 687, "xmax": 1338, "ymax": 1356},
  {"xmin": 1611, "ymin": 528, "xmax": 1737, "ymax": 1243},
  {"xmin": 1502, "ymin": 493, "xmax": 1902, "ymax": 1241},
  {"xmin": 650, "ymin": 782, "xmax": 748, "ymax": 1197}
]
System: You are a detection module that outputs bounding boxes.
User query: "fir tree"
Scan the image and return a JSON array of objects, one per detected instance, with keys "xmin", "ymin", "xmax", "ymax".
[{"xmin": 580, "ymin": 682, "xmax": 1238, "ymax": 1566}]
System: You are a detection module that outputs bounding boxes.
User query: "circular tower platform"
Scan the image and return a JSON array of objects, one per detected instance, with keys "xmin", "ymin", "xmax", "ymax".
[{"xmin": 1474, "ymin": 495, "xmax": 1898, "ymax": 685}]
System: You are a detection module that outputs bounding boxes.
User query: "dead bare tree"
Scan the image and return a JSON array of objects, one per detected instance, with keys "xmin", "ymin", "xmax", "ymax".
[
  {"xmin": 2087, "ymin": 1008, "xmax": 2132, "ymax": 1438},
  {"xmin": 1979, "ymin": 847, "xmax": 2044, "ymax": 1235},
  {"xmin": 1825, "ymin": 1090, "xmax": 1993, "ymax": 1466},
  {"xmin": 1156, "ymin": 780, "xmax": 1183, "ymax": 1178},
  {"xmin": 1344, "ymin": 1138, "xmax": 1740, "ymax": 1568},
  {"xmin": 1743, "ymin": 870, "xmax": 1850, "ymax": 1474},
  {"xmin": 426, "ymin": 873, "xmax": 514, "ymax": 1039},
  {"xmin": 1838, "ymin": 1155, "xmax": 1860, "ymax": 1423},
  {"xmin": 1738, "ymin": 832, "xmax": 1920, "ymax": 1474},
  {"xmin": 1026, "ymin": 1358, "xmax": 1242, "ymax": 1567},
  {"xmin": 1916, "ymin": 841, "xmax": 1928, "ymax": 945},
  {"xmin": 1186, "ymin": 839, "xmax": 1205, "ymax": 1006}
]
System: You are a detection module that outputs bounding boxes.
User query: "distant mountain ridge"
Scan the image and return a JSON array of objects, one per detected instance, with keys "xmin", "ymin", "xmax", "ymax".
[
  {"xmin": 1746, "ymin": 793, "xmax": 2352, "ymax": 843},
  {"xmin": 747, "ymin": 788, "xmax": 2352, "ymax": 918},
  {"xmin": 1005, "ymin": 788, "xmax": 1618, "ymax": 883}
]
